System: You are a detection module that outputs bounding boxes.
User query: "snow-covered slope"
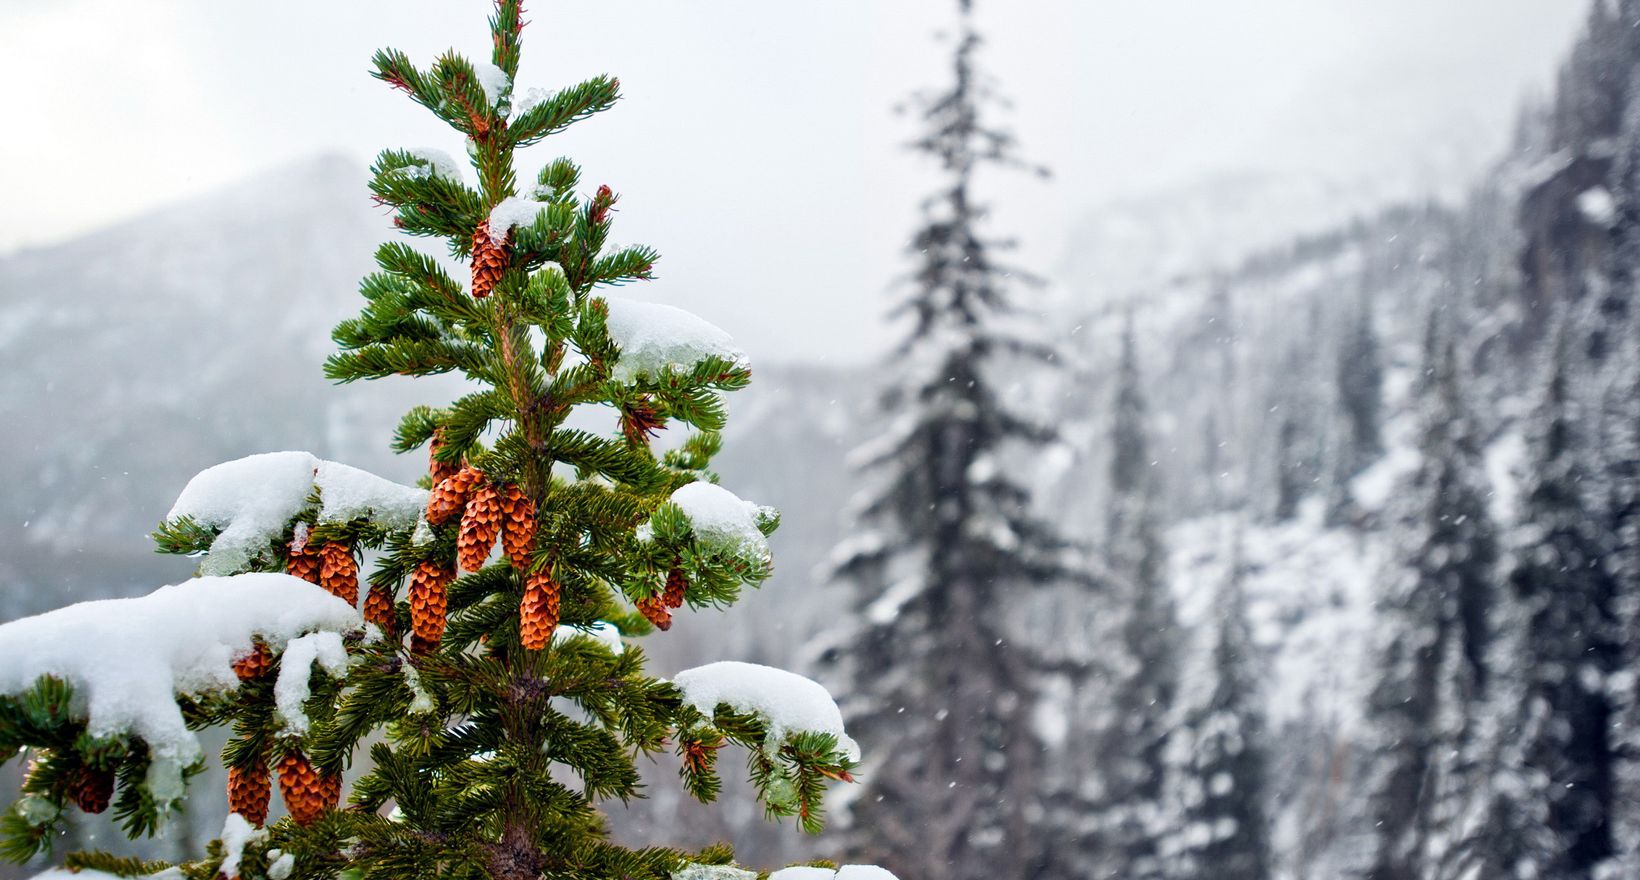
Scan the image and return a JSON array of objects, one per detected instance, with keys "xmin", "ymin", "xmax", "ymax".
[{"xmin": 0, "ymin": 155, "xmax": 427, "ymax": 614}]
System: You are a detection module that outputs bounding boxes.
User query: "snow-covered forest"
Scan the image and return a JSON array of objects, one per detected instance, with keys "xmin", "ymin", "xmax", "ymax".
[{"xmin": 3, "ymin": 1, "xmax": 1640, "ymax": 879}]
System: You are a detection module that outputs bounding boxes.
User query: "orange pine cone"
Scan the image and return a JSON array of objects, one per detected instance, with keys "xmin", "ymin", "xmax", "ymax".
[
  {"xmin": 410, "ymin": 633, "xmax": 441, "ymax": 656},
  {"xmin": 287, "ymin": 540, "xmax": 321, "ymax": 585},
  {"xmin": 232, "ymin": 641, "xmax": 273, "ymax": 681},
  {"xmin": 663, "ymin": 566, "xmax": 688, "ymax": 609},
  {"xmin": 277, "ymin": 751, "xmax": 336, "ymax": 826},
  {"xmin": 637, "ymin": 595, "xmax": 672, "ymax": 631},
  {"xmin": 427, "ymin": 467, "xmax": 483, "ymax": 526},
  {"xmin": 458, "ymin": 482, "xmax": 503, "ymax": 572},
  {"xmin": 408, "ymin": 560, "xmax": 452, "ymax": 642},
  {"xmin": 429, "ymin": 429, "xmax": 460, "ymax": 486},
  {"xmin": 499, "ymin": 485, "xmax": 536, "ymax": 569},
  {"xmin": 319, "ymin": 542, "xmax": 359, "ymax": 606},
  {"xmin": 471, "ymin": 220, "xmax": 509, "ymax": 299},
  {"xmin": 318, "ymin": 770, "xmax": 343, "ymax": 809},
  {"xmin": 519, "ymin": 570, "xmax": 561, "ymax": 650},
  {"xmin": 228, "ymin": 762, "xmax": 271, "ymax": 826},
  {"xmin": 364, "ymin": 582, "xmax": 397, "ymax": 635},
  {"xmin": 67, "ymin": 765, "xmax": 114, "ymax": 814}
]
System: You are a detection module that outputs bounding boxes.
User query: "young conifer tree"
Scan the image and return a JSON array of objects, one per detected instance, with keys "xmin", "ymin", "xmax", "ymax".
[{"xmin": 0, "ymin": 5, "xmax": 867, "ymax": 880}]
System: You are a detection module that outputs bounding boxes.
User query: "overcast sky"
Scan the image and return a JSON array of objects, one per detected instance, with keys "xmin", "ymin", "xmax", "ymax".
[{"xmin": 0, "ymin": 0, "xmax": 1590, "ymax": 363}]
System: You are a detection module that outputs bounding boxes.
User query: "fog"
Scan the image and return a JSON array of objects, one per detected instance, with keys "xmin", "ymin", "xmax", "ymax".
[{"xmin": 1, "ymin": 1, "xmax": 1584, "ymax": 361}]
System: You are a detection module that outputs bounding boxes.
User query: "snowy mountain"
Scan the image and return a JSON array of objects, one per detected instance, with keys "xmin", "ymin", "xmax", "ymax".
[{"xmin": 0, "ymin": 155, "xmax": 442, "ymax": 615}]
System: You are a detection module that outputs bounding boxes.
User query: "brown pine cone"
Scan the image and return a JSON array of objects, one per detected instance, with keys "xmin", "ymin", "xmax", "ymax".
[
  {"xmin": 471, "ymin": 220, "xmax": 509, "ymax": 299},
  {"xmin": 287, "ymin": 539, "xmax": 321, "ymax": 585},
  {"xmin": 363, "ymin": 582, "xmax": 397, "ymax": 635},
  {"xmin": 408, "ymin": 560, "xmax": 452, "ymax": 642},
  {"xmin": 428, "ymin": 429, "xmax": 460, "ymax": 486},
  {"xmin": 67, "ymin": 765, "xmax": 114, "ymax": 814},
  {"xmin": 427, "ymin": 467, "xmax": 484, "ymax": 526},
  {"xmin": 232, "ymin": 641, "xmax": 273, "ymax": 681},
  {"xmin": 410, "ymin": 633, "xmax": 441, "ymax": 656},
  {"xmin": 277, "ymin": 751, "xmax": 335, "ymax": 826},
  {"xmin": 318, "ymin": 542, "xmax": 359, "ymax": 606},
  {"xmin": 318, "ymin": 770, "xmax": 343, "ymax": 809},
  {"xmin": 499, "ymin": 485, "xmax": 536, "ymax": 569},
  {"xmin": 458, "ymin": 482, "xmax": 503, "ymax": 572},
  {"xmin": 228, "ymin": 762, "xmax": 271, "ymax": 826},
  {"xmin": 519, "ymin": 570, "xmax": 561, "ymax": 650},
  {"xmin": 637, "ymin": 595, "xmax": 672, "ymax": 631},
  {"xmin": 662, "ymin": 566, "xmax": 688, "ymax": 609}
]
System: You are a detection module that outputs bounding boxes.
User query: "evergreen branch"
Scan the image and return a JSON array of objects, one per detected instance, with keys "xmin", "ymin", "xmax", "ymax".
[
  {"xmin": 324, "ymin": 339, "xmax": 489, "ymax": 383},
  {"xmin": 490, "ymin": 0, "xmax": 526, "ymax": 79},
  {"xmin": 150, "ymin": 515, "xmax": 217, "ymax": 557},
  {"xmin": 509, "ymin": 76, "xmax": 621, "ymax": 147},
  {"xmin": 371, "ymin": 49, "xmax": 445, "ymax": 119}
]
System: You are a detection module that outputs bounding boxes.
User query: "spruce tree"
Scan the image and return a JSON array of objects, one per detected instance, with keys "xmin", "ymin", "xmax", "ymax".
[
  {"xmin": 1507, "ymin": 323, "xmax": 1621, "ymax": 879},
  {"xmin": 1361, "ymin": 325, "xmax": 1498, "ymax": 880},
  {"xmin": 822, "ymin": 1, "xmax": 1074, "ymax": 877},
  {"xmin": 0, "ymin": 6, "xmax": 866, "ymax": 880},
  {"xmin": 1157, "ymin": 528, "xmax": 1271, "ymax": 880},
  {"xmin": 1608, "ymin": 321, "xmax": 1640, "ymax": 872},
  {"xmin": 1085, "ymin": 324, "xmax": 1177, "ymax": 880},
  {"xmin": 1335, "ymin": 289, "xmax": 1384, "ymax": 477}
]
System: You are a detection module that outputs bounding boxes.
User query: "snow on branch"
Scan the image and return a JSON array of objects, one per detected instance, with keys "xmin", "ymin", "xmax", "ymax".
[
  {"xmin": 489, "ymin": 196, "xmax": 551, "ymax": 237},
  {"xmin": 273, "ymin": 631, "xmax": 350, "ymax": 736},
  {"xmin": 164, "ymin": 451, "xmax": 427, "ymax": 576},
  {"xmin": 672, "ymin": 865, "xmax": 756, "ymax": 880},
  {"xmin": 600, "ymin": 297, "xmax": 749, "ymax": 384},
  {"xmin": 769, "ymin": 866, "xmax": 901, "ymax": 880},
  {"xmin": 399, "ymin": 148, "xmax": 464, "ymax": 183},
  {"xmin": 643, "ymin": 481, "xmax": 775, "ymax": 561},
  {"xmin": 31, "ymin": 870, "xmax": 181, "ymax": 880},
  {"xmin": 672, "ymin": 661, "xmax": 859, "ymax": 761},
  {"xmin": 0, "ymin": 574, "xmax": 360, "ymax": 799}
]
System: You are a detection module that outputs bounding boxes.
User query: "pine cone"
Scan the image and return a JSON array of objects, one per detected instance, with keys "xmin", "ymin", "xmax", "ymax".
[
  {"xmin": 408, "ymin": 560, "xmax": 452, "ymax": 642},
  {"xmin": 429, "ymin": 429, "xmax": 460, "ymax": 486},
  {"xmin": 499, "ymin": 485, "xmax": 536, "ymax": 569},
  {"xmin": 67, "ymin": 765, "xmax": 114, "ymax": 814},
  {"xmin": 277, "ymin": 751, "xmax": 335, "ymax": 826},
  {"xmin": 471, "ymin": 220, "xmax": 509, "ymax": 299},
  {"xmin": 364, "ymin": 582, "xmax": 397, "ymax": 635},
  {"xmin": 232, "ymin": 641, "xmax": 273, "ymax": 681},
  {"xmin": 287, "ymin": 540, "xmax": 321, "ymax": 585},
  {"xmin": 663, "ymin": 566, "xmax": 688, "ymax": 609},
  {"xmin": 318, "ymin": 542, "xmax": 359, "ymax": 606},
  {"xmin": 410, "ymin": 633, "xmax": 441, "ymax": 656},
  {"xmin": 318, "ymin": 770, "xmax": 343, "ymax": 809},
  {"xmin": 637, "ymin": 595, "xmax": 672, "ymax": 631},
  {"xmin": 427, "ymin": 467, "xmax": 484, "ymax": 526},
  {"xmin": 520, "ymin": 570, "xmax": 561, "ymax": 650},
  {"xmin": 458, "ymin": 482, "xmax": 503, "ymax": 572},
  {"xmin": 228, "ymin": 762, "xmax": 271, "ymax": 826}
]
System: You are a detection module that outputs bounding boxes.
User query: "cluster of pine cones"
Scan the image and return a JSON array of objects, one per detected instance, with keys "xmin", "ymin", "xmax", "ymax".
[
  {"xmin": 225, "ymin": 749, "xmax": 338, "ymax": 827},
  {"xmin": 425, "ymin": 462, "xmax": 551, "ymax": 648},
  {"xmin": 225, "ymin": 643, "xmax": 340, "ymax": 827},
  {"xmin": 636, "ymin": 565, "xmax": 690, "ymax": 631},
  {"xmin": 287, "ymin": 535, "xmax": 359, "ymax": 606}
]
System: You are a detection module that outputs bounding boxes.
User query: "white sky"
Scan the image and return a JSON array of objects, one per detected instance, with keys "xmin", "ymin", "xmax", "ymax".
[{"xmin": 0, "ymin": 0, "xmax": 1590, "ymax": 363}]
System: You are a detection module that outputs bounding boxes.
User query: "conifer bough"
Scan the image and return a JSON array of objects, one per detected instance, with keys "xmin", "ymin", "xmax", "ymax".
[{"xmin": 0, "ymin": 4, "xmax": 875, "ymax": 880}]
